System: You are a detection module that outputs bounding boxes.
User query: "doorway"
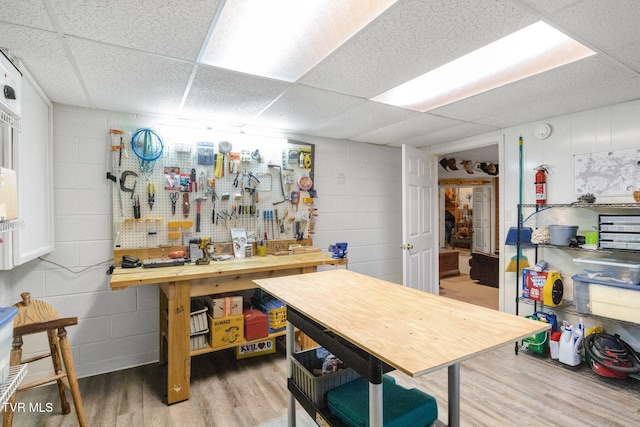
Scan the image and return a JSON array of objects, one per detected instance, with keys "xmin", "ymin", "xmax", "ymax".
[
  {"xmin": 442, "ymin": 186, "xmax": 473, "ymax": 250},
  {"xmin": 437, "ymin": 146, "xmax": 500, "ymax": 310}
]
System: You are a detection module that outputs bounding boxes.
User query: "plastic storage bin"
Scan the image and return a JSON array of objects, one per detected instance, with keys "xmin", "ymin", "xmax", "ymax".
[
  {"xmin": 572, "ymin": 275, "xmax": 640, "ymax": 323},
  {"xmin": 327, "ymin": 375, "xmax": 438, "ymax": 427},
  {"xmin": 259, "ymin": 299, "xmax": 287, "ymax": 333},
  {"xmin": 0, "ymin": 307, "xmax": 18, "ymax": 382},
  {"xmin": 573, "ymin": 258, "xmax": 640, "ymax": 285},
  {"xmin": 290, "ymin": 349, "xmax": 360, "ymax": 409}
]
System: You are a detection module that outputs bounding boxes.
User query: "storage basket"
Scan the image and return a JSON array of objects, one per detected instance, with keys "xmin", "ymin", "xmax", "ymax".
[
  {"xmin": 290, "ymin": 349, "xmax": 360, "ymax": 409},
  {"xmin": 190, "ymin": 299, "xmax": 208, "ymax": 334},
  {"xmin": 521, "ymin": 315, "xmax": 548, "ymax": 354},
  {"xmin": 259, "ymin": 298, "xmax": 287, "ymax": 332}
]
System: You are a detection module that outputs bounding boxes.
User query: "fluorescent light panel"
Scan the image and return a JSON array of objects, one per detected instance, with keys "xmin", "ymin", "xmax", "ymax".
[
  {"xmin": 199, "ymin": 0, "xmax": 397, "ymax": 81},
  {"xmin": 372, "ymin": 21, "xmax": 596, "ymax": 112}
]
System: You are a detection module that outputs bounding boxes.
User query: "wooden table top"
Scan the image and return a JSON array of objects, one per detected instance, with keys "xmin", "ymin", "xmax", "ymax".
[
  {"xmin": 254, "ymin": 269, "xmax": 550, "ymax": 378},
  {"xmin": 109, "ymin": 252, "xmax": 347, "ymax": 289}
]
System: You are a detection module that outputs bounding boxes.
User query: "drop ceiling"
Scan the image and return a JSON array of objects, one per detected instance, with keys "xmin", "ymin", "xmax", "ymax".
[{"xmin": 1, "ymin": 0, "xmax": 640, "ymax": 149}]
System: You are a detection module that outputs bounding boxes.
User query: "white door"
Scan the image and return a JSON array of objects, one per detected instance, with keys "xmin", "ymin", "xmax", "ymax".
[
  {"xmin": 472, "ymin": 186, "xmax": 492, "ymax": 254},
  {"xmin": 402, "ymin": 145, "xmax": 438, "ymax": 294}
]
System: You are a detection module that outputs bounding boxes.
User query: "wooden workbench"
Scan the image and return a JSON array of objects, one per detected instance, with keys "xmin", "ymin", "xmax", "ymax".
[
  {"xmin": 254, "ymin": 270, "xmax": 550, "ymax": 427},
  {"xmin": 109, "ymin": 252, "xmax": 347, "ymax": 404}
]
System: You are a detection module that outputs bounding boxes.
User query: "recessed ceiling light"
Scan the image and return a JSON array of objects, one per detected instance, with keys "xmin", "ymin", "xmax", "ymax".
[
  {"xmin": 372, "ymin": 21, "xmax": 596, "ymax": 112},
  {"xmin": 199, "ymin": 0, "xmax": 398, "ymax": 82}
]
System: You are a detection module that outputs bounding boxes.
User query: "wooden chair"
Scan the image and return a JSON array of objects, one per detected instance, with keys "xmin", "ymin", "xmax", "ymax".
[{"xmin": 2, "ymin": 292, "xmax": 87, "ymax": 427}]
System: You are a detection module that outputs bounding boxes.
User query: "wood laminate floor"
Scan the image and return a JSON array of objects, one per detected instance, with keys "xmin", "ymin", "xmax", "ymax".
[{"xmin": 8, "ymin": 336, "xmax": 640, "ymax": 427}]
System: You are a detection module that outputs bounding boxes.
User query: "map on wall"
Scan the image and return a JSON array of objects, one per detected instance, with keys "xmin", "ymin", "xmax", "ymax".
[{"xmin": 574, "ymin": 147, "xmax": 640, "ymax": 197}]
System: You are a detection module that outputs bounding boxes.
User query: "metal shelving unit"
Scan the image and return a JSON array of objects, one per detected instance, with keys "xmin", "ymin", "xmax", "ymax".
[
  {"xmin": 0, "ymin": 220, "xmax": 25, "ymax": 234},
  {"xmin": 0, "ymin": 364, "xmax": 28, "ymax": 406},
  {"xmin": 515, "ymin": 203, "xmax": 640, "ymax": 354}
]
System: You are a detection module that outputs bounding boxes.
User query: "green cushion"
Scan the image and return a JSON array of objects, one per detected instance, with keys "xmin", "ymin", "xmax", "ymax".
[{"xmin": 327, "ymin": 375, "xmax": 438, "ymax": 427}]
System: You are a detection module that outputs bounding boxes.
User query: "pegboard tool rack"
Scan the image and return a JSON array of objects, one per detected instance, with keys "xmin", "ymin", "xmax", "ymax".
[{"xmin": 109, "ymin": 128, "xmax": 317, "ymax": 252}]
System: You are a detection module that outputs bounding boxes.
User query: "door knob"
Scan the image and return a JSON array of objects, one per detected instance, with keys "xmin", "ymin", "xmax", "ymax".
[{"xmin": 401, "ymin": 244, "xmax": 414, "ymax": 250}]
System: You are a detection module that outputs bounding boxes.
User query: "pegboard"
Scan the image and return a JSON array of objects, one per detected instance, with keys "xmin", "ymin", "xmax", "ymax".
[{"xmin": 109, "ymin": 126, "xmax": 317, "ymax": 250}]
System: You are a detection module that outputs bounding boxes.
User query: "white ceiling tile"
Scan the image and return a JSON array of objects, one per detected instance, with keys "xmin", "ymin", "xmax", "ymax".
[
  {"xmin": 476, "ymin": 76, "xmax": 640, "ymax": 128},
  {"xmin": 514, "ymin": 0, "xmax": 584, "ymax": 15},
  {"xmin": 247, "ymin": 85, "xmax": 365, "ymax": 133},
  {"xmin": 69, "ymin": 38, "xmax": 193, "ymax": 115},
  {"xmin": 181, "ymin": 66, "xmax": 291, "ymax": 125},
  {"xmin": 432, "ymin": 55, "xmax": 636, "ymax": 123},
  {"xmin": 2, "ymin": 0, "xmax": 640, "ymax": 147},
  {"xmin": 393, "ymin": 123, "xmax": 499, "ymax": 148},
  {"xmin": 300, "ymin": 0, "xmax": 536, "ymax": 98},
  {"xmin": 611, "ymin": 42, "xmax": 640, "ymax": 74},
  {"xmin": 303, "ymin": 101, "xmax": 416, "ymax": 139},
  {"xmin": 544, "ymin": 0, "xmax": 640, "ymax": 50},
  {"xmin": 50, "ymin": 0, "xmax": 221, "ymax": 60},
  {"xmin": 0, "ymin": 23, "xmax": 89, "ymax": 107},
  {"xmin": 1, "ymin": 0, "xmax": 54, "ymax": 31},
  {"xmin": 351, "ymin": 113, "xmax": 464, "ymax": 145}
]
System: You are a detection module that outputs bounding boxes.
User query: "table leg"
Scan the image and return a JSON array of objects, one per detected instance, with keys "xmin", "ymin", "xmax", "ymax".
[
  {"xmin": 286, "ymin": 321, "xmax": 296, "ymax": 427},
  {"xmin": 164, "ymin": 281, "xmax": 191, "ymax": 404},
  {"xmin": 448, "ymin": 363, "xmax": 460, "ymax": 427},
  {"xmin": 369, "ymin": 356, "xmax": 383, "ymax": 427},
  {"xmin": 369, "ymin": 381, "xmax": 383, "ymax": 427}
]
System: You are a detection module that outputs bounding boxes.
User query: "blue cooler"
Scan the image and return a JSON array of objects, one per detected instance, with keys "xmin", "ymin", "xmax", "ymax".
[
  {"xmin": 327, "ymin": 375, "xmax": 438, "ymax": 427},
  {"xmin": 0, "ymin": 307, "xmax": 18, "ymax": 382}
]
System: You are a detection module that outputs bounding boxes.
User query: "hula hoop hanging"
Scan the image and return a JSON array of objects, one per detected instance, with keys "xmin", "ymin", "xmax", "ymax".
[{"xmin": 131, "ymin": 128, "xmax": 164, "ymax": 174}]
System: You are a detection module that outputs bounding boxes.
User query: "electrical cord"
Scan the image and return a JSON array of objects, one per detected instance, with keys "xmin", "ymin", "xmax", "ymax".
[{"xmin": 37, "ymin": 256, "xmax": 114, "ymax": 274}]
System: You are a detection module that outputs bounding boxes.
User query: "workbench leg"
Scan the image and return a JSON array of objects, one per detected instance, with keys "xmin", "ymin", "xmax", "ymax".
[
  {"xmin": 165, "ymin": 282, "xmax": 191, "ymax": 404},
  {"xmin": 448, "ymin": 363, "xmax": 460, "ymax": 427},
  {"xmin": 286, "ymin": 321, "xmax": 296, "ymax": 427}
]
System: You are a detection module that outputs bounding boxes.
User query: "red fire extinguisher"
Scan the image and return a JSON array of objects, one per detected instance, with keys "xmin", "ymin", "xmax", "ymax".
[{"xmin": 535, "ymin": 165, "xmax": 548, "ymax": 204}]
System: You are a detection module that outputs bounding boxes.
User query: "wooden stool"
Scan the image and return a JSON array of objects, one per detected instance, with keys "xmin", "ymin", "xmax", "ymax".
[{"xmin": 2, "ymin": 293, "xmax": 87, "ymax": 427}]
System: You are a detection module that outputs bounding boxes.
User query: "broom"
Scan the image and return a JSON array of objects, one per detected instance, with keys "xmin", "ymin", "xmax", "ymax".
[{"xmin": 506, "ymin": 136, "xmax": 530, "ymax": 273}]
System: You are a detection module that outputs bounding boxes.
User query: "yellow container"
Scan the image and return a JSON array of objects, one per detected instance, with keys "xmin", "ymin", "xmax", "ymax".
[
  {"xmin": 168, "ymin": 221, "xmax": 181, "ymax": 229},
  {"xmin": 181, "ymin": 220, "xmax": 193, "ymax": 229},
  {"xmin": 209, "ymin": 314, "xmax": 245, "ymax": 348},
  {"xmin": 168, "ymin": 231, "xmax": 181, "ymax": 240}
]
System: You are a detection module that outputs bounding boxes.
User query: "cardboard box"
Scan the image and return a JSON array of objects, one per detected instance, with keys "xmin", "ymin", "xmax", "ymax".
[
  {"xmin": 295, "ymin": 330, "xmax": 319, "ymax": 351},
  {"xmin": 235, "ymin": 338, "xmax": 276, "ymax": 359},
  {"xmin": 209, "ymin": 314, "xmax": 245, "ymax": 348},
  {"xmin": 204, "ymin": 293, "xmax": 243, "ymax": 318},
  {"xmin": 522, "ymin": 269, "xmax": 546, "ymax": 302}
]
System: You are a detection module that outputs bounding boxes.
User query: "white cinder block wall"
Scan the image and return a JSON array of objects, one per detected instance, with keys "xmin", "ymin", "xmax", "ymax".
[
  {"xmin": 7, "ymin": 97, "xmax": 640, "ymax": 381},
  {"xmin": 7, "ymin": 104, "xmax": 402, "ymax": 381}
]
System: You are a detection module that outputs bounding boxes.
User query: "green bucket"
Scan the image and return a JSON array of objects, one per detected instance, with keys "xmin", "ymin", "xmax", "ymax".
[{"xmin": 521, "ymin": 315, "xmax": 549, "ymax": 354}]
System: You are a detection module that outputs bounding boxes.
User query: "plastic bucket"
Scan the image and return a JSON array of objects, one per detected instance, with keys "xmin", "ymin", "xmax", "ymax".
[{"xmin": 548, "ymin": 225, "xmax": 578, "ymax": 246}]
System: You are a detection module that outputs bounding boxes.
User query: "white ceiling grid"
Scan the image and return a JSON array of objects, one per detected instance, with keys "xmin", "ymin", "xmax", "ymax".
[{"xmin": 1, "ymin": 0, "xmax": 639, "ymax": 153}]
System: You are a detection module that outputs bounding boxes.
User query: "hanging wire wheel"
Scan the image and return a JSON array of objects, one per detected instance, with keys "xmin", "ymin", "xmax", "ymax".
[{"xmin": 131, "ymin": 128, "xmax": 164, "ymax": 174}]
